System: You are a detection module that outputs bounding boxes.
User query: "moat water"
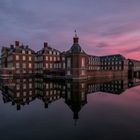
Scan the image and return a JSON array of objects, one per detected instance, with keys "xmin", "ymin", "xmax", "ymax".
[{"xmin": 0, "ymin": 77, "xmax": 140, "ymax": 140}]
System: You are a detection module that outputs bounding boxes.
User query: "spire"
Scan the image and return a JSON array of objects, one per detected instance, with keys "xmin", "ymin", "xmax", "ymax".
[
  {"xmin": 73, "ymin": 30, "xmax": 79, "ymax": 44},
  {"xmin": 75, "ymin": 30, "xmax": 77, "ymax": 37}
]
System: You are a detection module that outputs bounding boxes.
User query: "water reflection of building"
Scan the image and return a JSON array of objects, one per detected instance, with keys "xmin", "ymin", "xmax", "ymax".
[
  {"xmin": 1, "ymin": 78, "xmax": 36, "ymax": 110},
  {"xmin": 35, "ymin": 78, "xmax": 66, "ymax": 108},
  {"xmin": 0, "ymin": 77, "xmax": 140, "ymax": 119},
  {"xmin": 65, "ymin": 81, "xmax": 87, "ymax": 124}
]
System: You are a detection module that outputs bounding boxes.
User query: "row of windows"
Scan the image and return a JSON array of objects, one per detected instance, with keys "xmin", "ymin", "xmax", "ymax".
[
  {"xmin": 88, "ymin": 66, "xmax": 100, "ymax": 70},
  {"xmin": 100, "ymin": 57, "xmax": 121, "ymax": 61},
  {"xmin": 101, "ymin": 66, "xmax": 123, "ymax": 70},
  {"xmin": 35, "ymin": 63, "xmax": 65, "ymax": 69},
  {"xmin": 16, "ymin": 83, "xmax": 33, "ymax": 90},
  {"xmin": 89, "ymin": 57, "xmax": 100, "ymax": 62},
  {"xmin": 16, "ymin": 91, "xmax": 33, "ymax": 97},
  {"xmin": 16, "ymin": 70, "xmax": 33, "ymax": 74},
  {"xmin": 36, "ymin": 56, "xmax": 61, "ymax": 61},
  {"xmin": 22, "ymin": 50, "xmax": 32, "ymax": 54},
  {"xmin": 16, "ymin": 55, "xmax": 32, "ymax": 61},
  {"xmin": 16, "ymin": 79, "xmax": 33, "ymax": 82},
  {"xmin": 16, "ymin": 63, "xmax": 32, "ymax": 68},
  {"xmin": 101, "ymin": 61, "xmax": 122, "ymax": 65},
  {"xmin": 67, "ymin": 70, "xmax": 86, "ymax": 76}
]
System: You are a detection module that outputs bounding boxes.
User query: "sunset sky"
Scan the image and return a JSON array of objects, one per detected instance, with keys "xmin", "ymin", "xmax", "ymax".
[{"xmin": 0, "ymin": 0, "xmax": 140, "ymax": 59}]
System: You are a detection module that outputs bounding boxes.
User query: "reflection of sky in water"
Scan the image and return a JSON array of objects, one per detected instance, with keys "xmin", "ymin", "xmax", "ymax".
[{"xmin": 0, "ymin": 78, "xmax": 140, "ymax": 140}]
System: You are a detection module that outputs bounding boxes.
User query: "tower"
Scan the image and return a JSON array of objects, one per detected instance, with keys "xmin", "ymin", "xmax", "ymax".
[{"xmin": 65, "ymin": 31, "xmax": 88, "ymax": 80}]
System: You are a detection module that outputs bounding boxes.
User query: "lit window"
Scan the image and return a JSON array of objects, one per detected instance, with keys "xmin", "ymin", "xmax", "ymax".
[
  {"xmin": 53, "ymin": 51, "xmax": 56, "ymax": 55},
  {"xmin": 29, "ymin": 56, "xmax": 32, "ymax": 61},
  {"xmin": 81, "ymin": 70, "xmax": 85, "ymax": 75},
  {"xmin": 29, "ymin": 63, "xmax": 32, "ymax": 68},
  {"xmin": 54, "ymin": 57, "xmax": 56, "ymax": 61},
  {"xmin": 46, "ymin": 63, "xmax": 48, "ymax": 68},
  {"xmin": 28, "ymin": 51, "xmax": 31, "ymax": 54},
  {"xmin": 57, "ymin": 57, "xmax": 60, "ymax": 61},
  {"xmin": 46, "ymin": 56, "xmax": 48, "ymax": 60},
  {"xmin": 16, "ymin": 55, "xmax": 19, "ymax": 60},
  {"xmin": 81, "ymin": 57, "xmax": 85, "ymax": 67},
  {"xmin": 50, "ymin": 56, "xmax": 52, "ymax": 61},
  {"xmin": 23, "ymin": 56, "xmax": 26, "ymax": 61},
  {"xmin": 49, "ymin": 51, "xmax": 52, "ymax": 54},
  {"xmin": 22, "ymin": 50, "xmax": 26, "ymax": 54}
]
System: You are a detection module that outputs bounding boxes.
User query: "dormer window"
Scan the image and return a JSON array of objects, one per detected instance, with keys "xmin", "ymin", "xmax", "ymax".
[
  {"xmin": 22, "ymin": 50, "xmax": 26, "ymax": 54},
  {"xmin": 28, "ymin": 51, "xmax": 31, "ymax": 54},
  {"xmin": 49, "ymin": 51, "xmax": 52, "ymax": 54}
]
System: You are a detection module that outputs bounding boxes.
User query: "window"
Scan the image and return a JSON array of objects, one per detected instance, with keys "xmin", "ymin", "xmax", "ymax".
[
  {"xmin": 23, "ymin": 56, "xmax": 26, "ymax": 61},
  {"xmin": 57, "ymin": 57, "xmax": 60, "ymax": 61},
  {"xmin": 28, "ymin": 51, "xmax": 31, "ymax": 54},
  {"xmin": 16, "ymin": 84, "xmax": 20, "ymax": 90},
  {"xmin": 29, "ymin": 83, "xmax": 32, "ymax": 88},
  {"xmin": 46, "ymin": 56, "xmax": 48, "ymax": 60},
  {"xmin": 62, "ymin": 57, "xmax": 65, "ymax": 61},
  {"xmin": 29, "ymin": 70, "xmax": 32, "ymax": 73},
  {"xmin": 16, "ymin": 55, "xmax": 19, "ymax": 60},
  {"xmin": 67, "ymin": 70, "xmax": 71, "ymax": 75},
  {"xmin": 23, "ymin": 63, "xmax": 26, "ymax": 68},
  {"xmin": 22, "ymin": 50, "xmax": 25, "ymax": 54},
  {"xmin": 50, "ymin": 56, "xmax": 52, "ymax": 61},
  {"xmin": 46, "ymin": 63, "xmax": 48, "ymax": 68},
  {"xmin": 81, "ymin": 57, "xmax": 85, "ymax": 67},
  {"xmin": 54, "ymin": 57, "xmax": 56, "ymax": 61},
  {"xmin": 49, "ymin": 51, "xmax": 52, "ymax": 54},
  {"xmin": 53, "ymin": 51, "xmax": 56, "ymax": 55},
  {"xmin": 23, "ymin": 84, "xmax": 26, "ymax": 89},
  {"xmin": 81, "ymin": 70, "xmax": 85, "ymax": 75},
  {"xmin": 67, "ymin": 58, "xmax": 71, "ymax": 68},
  {"xmin": 50, "ymin": 63, "xmax": 53, "ymax": 68},
  {"xmin": 29, "ymin": 56, "xmax": 32, "ymax": 61},
  {"xmin": 63, "ymin": 63, "xmax": 65, "ymax": 69},
  {"xmin": 23, "ymin": 92, "xmax": 26, "ymax": 96},
  {"xmin": 16, "ymin": 63, "xmax": 20, "ymax": 68},
  {"xmin": 16, "ymin": 92, "xmax": 20, "ymax": 97},
  {"xmin": 29, "ymin": 63, "xmax": 32, "ymax": 68},
  {"xmin": 81, "ymin": 83, "xmax": 85, "ymax": 88}
]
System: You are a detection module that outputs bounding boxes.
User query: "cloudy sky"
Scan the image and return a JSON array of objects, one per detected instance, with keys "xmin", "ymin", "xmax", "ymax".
[{"xmin": 0, "ymin": 0, "xmax": 140, "ymax": 59}]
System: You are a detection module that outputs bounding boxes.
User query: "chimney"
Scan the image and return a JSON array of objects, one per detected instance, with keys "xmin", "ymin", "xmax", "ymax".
[
  {"xmin": 15, "ymin": 41, "xmax": 20, "ymax": 47},
  {"xmin": 44, "ymin": 42, "xmax": 48, "ymax": 48}
]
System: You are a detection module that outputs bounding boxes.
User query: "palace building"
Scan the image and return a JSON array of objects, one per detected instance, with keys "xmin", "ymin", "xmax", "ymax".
[{"xmin": 0, "ymin": 32, "xmax": 140, "ymax": 79}]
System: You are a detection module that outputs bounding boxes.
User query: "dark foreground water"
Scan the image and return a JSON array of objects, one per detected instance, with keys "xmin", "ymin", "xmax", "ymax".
[{"xmin": 0, "ymin": 77, "xmax": 140, "ymax": 140}]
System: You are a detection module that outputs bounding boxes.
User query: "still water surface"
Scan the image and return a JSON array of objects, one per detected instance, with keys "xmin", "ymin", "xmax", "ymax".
[{"xmin": 0, "ymin": 77, "xmax": 140, "ymax": 140}]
